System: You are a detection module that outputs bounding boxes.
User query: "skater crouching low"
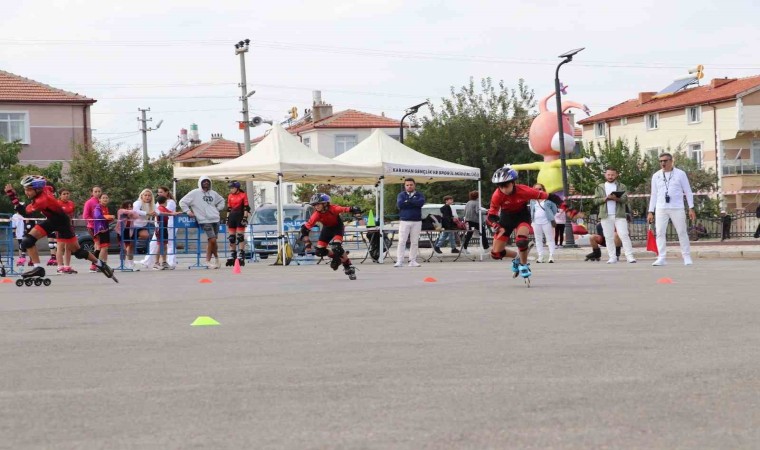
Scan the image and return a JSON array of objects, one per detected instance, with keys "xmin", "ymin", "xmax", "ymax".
[
  {"xmin": 299, "ymin": 193, "xmax": 361, "ymax": 280},
  {"xmin": 486, "ymin": 165, "xmax": 562, "ymax": 284},
  {"xmin": 4, "ymin": 176, "xmax": 117, "ymax": 283}
]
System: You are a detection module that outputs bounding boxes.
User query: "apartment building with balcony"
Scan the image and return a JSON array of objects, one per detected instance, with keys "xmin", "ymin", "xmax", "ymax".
[{"xmin": 579, "ymin": 75, "xmax": 760, "ymax": 212}]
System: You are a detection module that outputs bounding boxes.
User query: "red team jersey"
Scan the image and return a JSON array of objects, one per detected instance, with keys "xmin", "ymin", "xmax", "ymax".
[
  {"xmin": 487, "ymin": 184, "xmax": 548, "ymax": 217},
  {"xmin": 58, "ymin": 199, "xmax": 76, "ymax": 218},
  {"xmin": 227, "ymin": 191, "xmax": 249, "ymax": 213},
  {"xmin": 26, "ymin": 186, "xmax": 67, "ymax": 218},
  {"xmin": 304, "ymin": 205, "xmax": 351, "ymax": 229}
]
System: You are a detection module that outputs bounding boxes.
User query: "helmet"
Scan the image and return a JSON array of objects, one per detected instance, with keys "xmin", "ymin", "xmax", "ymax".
[
  {"xmin": 309, "ymin": 193, "xmax": 330, "ymax": 205},
  {"xmin": 20, "ymin": 175, "xmax": 46, "ymax": 190},
  {"xmin": 491, "ymin": 165, "xmax": 518, "ymax": 185},
  {"xmin": 228, "ymin": 180, "xmax": 241, "ymax": 189}
]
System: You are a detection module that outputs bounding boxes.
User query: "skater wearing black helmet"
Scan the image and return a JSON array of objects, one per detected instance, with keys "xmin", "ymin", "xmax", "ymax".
[
  {"xmin": 299, "ymin": 193, "xmax": 362, "ymax": 280},
  {"xmin": 225, "ymin": 180, "xmax": 250, "ymax": 267},
  {"xmin": 4, "ymin": 176, "xmax": 117, "ymax": 286},
  {"xmin": 486, "ymin": 165, "xmax": 562, "ymax": 286}
]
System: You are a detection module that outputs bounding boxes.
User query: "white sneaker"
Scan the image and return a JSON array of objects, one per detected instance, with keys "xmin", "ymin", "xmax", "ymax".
[
  {"xmin": 214, "ymin": 258, "xmax": 220, "ymax": 269},
  {"xmin": 606, "ymin": 257, "xmax": 618, "ymax": 264},
  {"xmin": 206, "ymin": 260, "xmax": 217, "ymax": 269},
  {"xmin": 462, "ymin": 248, "xmax": 470, "ymax": 255},
  {"xmin": 394, "ymin": 261, "xmax": 404, "ymax": 268},
  {"xmin": 535, "ymin": 255, "xmax": 544, "ymax": 263},
  {"xmin": 683, "ymin": 256, "xmax": 693, "ymax": 266},
  {"xmin": 652, "ymin": 258, "xmax": 667, "ymax": 266},
  {"xmin": 548, "ymin": 256, "xmax": 555, "ymax": 263},
  {"xmin": 627, "ymin": 256, "xmax": 637, "ymax": 263},
  {"xmin": 408, "ymin": 261, "xmax": 421, "ymax": 267}
]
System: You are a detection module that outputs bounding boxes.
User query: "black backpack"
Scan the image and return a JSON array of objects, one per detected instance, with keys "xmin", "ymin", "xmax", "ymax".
[{"xmin": 367, "ymin": 230, "xmax": 391, "ymax": 262}]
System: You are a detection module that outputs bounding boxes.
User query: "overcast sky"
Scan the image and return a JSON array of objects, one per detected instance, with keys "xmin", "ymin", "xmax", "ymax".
[{"xmin": 2, "ymin": 0, "xmax": 759, "ymax": 158}]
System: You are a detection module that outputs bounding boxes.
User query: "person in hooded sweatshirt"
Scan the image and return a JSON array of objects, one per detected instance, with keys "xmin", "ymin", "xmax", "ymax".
[{"xmin": 179, "ymin": 176, "xmax": 226, "ymax": 268}]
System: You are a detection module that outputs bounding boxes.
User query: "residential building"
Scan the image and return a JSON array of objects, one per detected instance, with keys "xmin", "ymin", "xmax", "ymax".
[
  {"xmin": 172, "ymin": 133, "xmax": 243, "ymax": 168},
  {"xmin": 0, "ymin": 69, "xmax": 95, "ymax": 167},
  {"xmin": 579, "ymin": 75, "xmax": 760, "ymax": 211}
]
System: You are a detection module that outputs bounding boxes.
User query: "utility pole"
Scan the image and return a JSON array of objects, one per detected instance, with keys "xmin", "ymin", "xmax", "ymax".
[
  {"xmin": 235, "ymin": 38, "xmax": 255, "ymax": 205},
  {"xmin": 137, "ymin": 107, "xmax": 163, "ymax": 169}
]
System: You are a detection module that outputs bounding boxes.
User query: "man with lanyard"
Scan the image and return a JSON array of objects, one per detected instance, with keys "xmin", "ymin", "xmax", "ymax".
[{"xmin": 647, "ymin": 152, "xmax": 696, "ymax": 266}]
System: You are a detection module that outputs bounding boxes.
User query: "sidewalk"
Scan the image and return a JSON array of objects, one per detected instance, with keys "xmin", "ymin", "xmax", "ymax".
[{"xmin": 552, "ymin": 238, "xmax": 760, "ymax": 261}]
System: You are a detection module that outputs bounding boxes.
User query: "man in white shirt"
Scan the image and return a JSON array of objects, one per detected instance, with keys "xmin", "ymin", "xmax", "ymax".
[{"xmin": 647, "ymin": 153, "xmax": 696, "ymax": 266}]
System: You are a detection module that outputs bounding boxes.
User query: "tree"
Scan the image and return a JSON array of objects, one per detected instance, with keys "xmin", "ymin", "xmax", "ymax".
[
  {"xmin": 1, "ymin": 139, "xmax": 62, "ymax": 212},
  {"xmin": 293, "ymin": 183, "xmax": 376, "ymax": 216},
  {"xmin": 391, "ymin": 77, "xmax": 539, "ymax": 215}
]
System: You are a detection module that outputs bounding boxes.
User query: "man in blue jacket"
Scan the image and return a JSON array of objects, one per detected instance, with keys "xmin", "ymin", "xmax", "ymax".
[{"xmin": 395, "ymin": 178, "xmax": 425, "ymax": 267}]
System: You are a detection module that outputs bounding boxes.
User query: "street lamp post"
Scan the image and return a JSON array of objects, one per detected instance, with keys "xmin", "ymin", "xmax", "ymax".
[
  {"xmin": 554, "ymin": 47, "xmax": 585, "ymax": 248},
  {"xmin": 235, "ymin": 38, "xmax": 255, "ymax": 205},
  {"xmin": 399, "ymin": 101, "xmax": 428, "ymax": 144}
]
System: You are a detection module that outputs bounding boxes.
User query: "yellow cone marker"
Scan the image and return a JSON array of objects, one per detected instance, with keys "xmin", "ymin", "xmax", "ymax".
[
  {"xmin": 191, "ymin": 316, "xmax": 220, "ymax": 326},
  {"xmin": 367, "ymin": 210, "xmax": 376, "ymax": 227}
]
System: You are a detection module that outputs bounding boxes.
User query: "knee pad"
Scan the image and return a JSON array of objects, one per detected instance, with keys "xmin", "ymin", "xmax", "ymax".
[
  {"xmin": 236, "ymin": 233, "xmax": 245, "ymax": 244},
  {"xmin": 490, "ymin": 250, "xmax": 507, "ymax": 260},
  {"xmin": 516, "ymin": 235, "xmax": 530, "ymax": 251},
  {"xmin": 331, "ymin": 243, "xmax": 345, "ymax": 259},
  {"xmin": 228, "ymin": 234, "xmax": 237, "ymax": 246},
  {"xmin": 19, "ymin": 235, "xmax": 38, "ymax": 252},
  {"xmin": 315, "ymin": 247, "xmax": 329, "ymax": 257},
  {"xmin": 73, "ymin": 248, "xmax": 90, "ymax": 260}
]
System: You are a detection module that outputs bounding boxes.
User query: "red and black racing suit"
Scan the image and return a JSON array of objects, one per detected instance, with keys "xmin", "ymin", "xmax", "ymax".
[
  {"xmin": 486, "ymin": 184, "xmax": 550, "ymax": 243},
  {"xmin": 8, "ymin": 186, "xmax": 77, "ymax": 244}
]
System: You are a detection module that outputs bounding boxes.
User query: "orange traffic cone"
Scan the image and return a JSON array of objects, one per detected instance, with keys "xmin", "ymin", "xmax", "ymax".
[
  {"xmin": 233, "ymin": 258, "xmax": 242, "ymax": 274},
  {"xmin": 423, "ymin": 277, "xmax": 437, "ymax": 283}
]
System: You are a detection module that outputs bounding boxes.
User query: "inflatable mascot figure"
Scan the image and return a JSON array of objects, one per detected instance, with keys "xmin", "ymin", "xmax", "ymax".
[{"xmin": 510, "ymin": 86, "xmax": 591, "ymax": 196}]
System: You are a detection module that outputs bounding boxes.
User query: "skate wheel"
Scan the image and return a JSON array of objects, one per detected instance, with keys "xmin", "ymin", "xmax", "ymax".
[
  {"xmin": 34, "ymin": 278, "xmax": 42, "ymax": 286},
  {"xmin": 16, "ymin": 279, "xmax": 24, "ymax": 287},
  {"xmin": 43, "ymin": 278, "xmax": 52, "ymax": 286},
  {"xmin": 25, "ymin": 278, "xmax": 34, "ymax": 286}
]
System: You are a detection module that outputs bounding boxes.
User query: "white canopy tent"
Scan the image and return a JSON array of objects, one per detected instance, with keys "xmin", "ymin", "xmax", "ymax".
[
  {"xmin": 335, "ymin": 130, "xmax": 483, "ymax": 262},
  {"xmin": 173, "ymin": 124, "xmax": 380, "ymax": 265}
]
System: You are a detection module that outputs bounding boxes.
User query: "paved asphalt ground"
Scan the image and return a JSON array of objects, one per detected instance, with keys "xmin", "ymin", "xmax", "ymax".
[{"xmin": 1, "ymin": 256, "xmax": 758, "ymax": 449}]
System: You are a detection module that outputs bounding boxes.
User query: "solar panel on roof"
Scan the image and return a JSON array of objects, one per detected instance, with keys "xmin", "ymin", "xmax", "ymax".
[{"xmin": 656, "ymin": 76, "xmax": 698, "ymax": 96}]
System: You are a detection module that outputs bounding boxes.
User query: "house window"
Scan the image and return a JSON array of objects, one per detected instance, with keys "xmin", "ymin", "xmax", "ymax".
[
  {"xmin": 594, "ymin": 122, "xmax": 606, "ymax": 138},
  {"xmin": 688, "ymin": 143, "xmax": 703, "ymax": 168},
  {"xmin": 646, "ymin": 113, "xmax": 659, "ymax": 130},
  {"xmin": 646, "ymin": 148, "xmax": 662, "ymax": 160},
  {"xmin": 302, "ymin": 137, "xmax": 311, "ymax": 148},
  {"xmin": 620, "ymin": 117, "xmax": 628, "ymax": 126},
  {"xmin": 751, "ymin": 140, "xmax": 760, "ymax": 163},
  {"xmin": 687, "ymin": 106, "xmax": 702, "ymax": 124},
  {"xmin": 0, "ymin": 112, "xmax": 29, "ymax": 144},
  {"xmin": 334, "ymin": 135, "xmax": 358, "ymax": 156}
]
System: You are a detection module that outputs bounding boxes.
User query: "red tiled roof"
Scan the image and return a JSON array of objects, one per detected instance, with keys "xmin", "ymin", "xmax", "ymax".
[
  {"xmin": 578, "ymin": 75, "xmax": 760, "ymax": 125},
  {"xmin": 174, "ymin": 138, "xmax": 243, "ymax": 162},
  {"xmin": 0, "ymin": 70, "xmax": 96, "ymax": 104}
]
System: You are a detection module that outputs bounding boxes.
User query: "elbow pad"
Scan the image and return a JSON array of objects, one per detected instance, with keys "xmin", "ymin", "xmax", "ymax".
[{"xmin": 300, "ymin": 225, "xmax": 310, "ymax": 238}]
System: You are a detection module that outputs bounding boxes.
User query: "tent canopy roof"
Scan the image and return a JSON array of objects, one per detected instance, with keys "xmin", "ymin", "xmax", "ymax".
[
  {"xmin": 173, "ymin": 123, "xmax": 379, "ymax": 184},
  {"xmin": 334, "ymin": 130, "xmax": 481, "ymax": 184}
]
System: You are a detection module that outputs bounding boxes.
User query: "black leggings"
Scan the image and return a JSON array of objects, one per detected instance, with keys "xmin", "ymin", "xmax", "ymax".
[
  {"xmin": 555, "ymin": 224, "xmax": 566, "ymax": 246},
  {"xmin": 463, "ymin": 221, "xmax": 488, "ymax": 249}
]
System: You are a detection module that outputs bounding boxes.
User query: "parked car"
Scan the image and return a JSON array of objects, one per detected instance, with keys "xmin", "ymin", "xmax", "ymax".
[
  {"xmin": 76, "ymin": 222, "xmax": 150, "ymax": 255},
  {"xmin": 421, "ymin": 203, "xmax": 488, "ymax": 221},
  {"xmin": 247, "ymin": 203, "xmax": 317, "ymax": 258}
]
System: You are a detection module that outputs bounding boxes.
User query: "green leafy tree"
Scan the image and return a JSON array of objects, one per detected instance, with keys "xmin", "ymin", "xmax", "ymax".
[
  {"xmin": 389, "ymin": 77, "xmax": 538, "ymax": 216},
  {"xmin": 293, "ymin": 183, "xmax": 375, "ymax": 216}
]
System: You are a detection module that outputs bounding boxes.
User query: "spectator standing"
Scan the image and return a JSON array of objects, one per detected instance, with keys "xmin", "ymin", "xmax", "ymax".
[
  {"xmin": 56, "ymin": 188, "xmax": 77, "ymax": 273},
  {"xmin": 140, "ymin": 186, "xmax": 178, "ymax": 269},
  {"xmin": 155, "ymin": 195, "xmax": 180, "ymax": 270},
  {"xmin": 434, "ymin": 195, "xmax": 459, "ymax": 254},
  {"xmin": 179, "ymin": 176, "xmax": 225, "ymax": 269},
  {"xmin": 554, "ymin": 208, "xmax": 566, "ymax": 247},
  {"xmin": 92, "ymin": 193, "xmax": 113, "ymax": 266},
  {"xmin": 463, "ymin": 190, "xmax": 487, "ymax": 253},
  {"xmin": 82, "ymin": 185, "xmax": 102, "ymax": 273},
  {"xmin": 117, "ymin": 200, "xmax": 140, "ymax": 270},
  {"xmin": 647, "ymin": 152, "xmax": 696, "ymax": 266},
  {"xmin": 394, "ymin": 178, "xmax": 425, "ymax": 267},
  {"xmin": 529, "ymin": 183, "xmax": 558, "ymax": 263},
  {"xmin": 593, "ymin": 167, "xmax": 636, "ymax": 264},
  {"xmin": 720, "ymin": 210, "xmax": 731, "ymax": 241}
]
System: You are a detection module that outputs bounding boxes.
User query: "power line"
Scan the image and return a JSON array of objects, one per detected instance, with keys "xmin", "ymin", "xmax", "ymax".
[{"xmin": 2, "ymin": 38, "xmax": 758, "ymax": 70}]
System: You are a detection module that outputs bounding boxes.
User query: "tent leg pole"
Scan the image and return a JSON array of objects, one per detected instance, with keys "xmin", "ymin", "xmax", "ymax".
[
  {"xmin": 478, "ymin": 180, "xmax": 483, "ymax": 261},
  {"xmin": 379, "ymin": 178, "xmax": 385, "ymax": 264}
]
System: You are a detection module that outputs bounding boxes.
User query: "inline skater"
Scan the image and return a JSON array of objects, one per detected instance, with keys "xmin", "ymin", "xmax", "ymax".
[
  {"xmin": 486, "ymin": 165, "xmax": 562, "ymax": 286},
  {"xmin": 225, "ymin": 181, "xmax": 250, "ymax": 267},
  {"xmin": 299, "ymin": 193, "xmax": 362, "ymax": 280},
  {"xmin": 4, "ymin": 176, "xmax": 117, "ymax": 284}
]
